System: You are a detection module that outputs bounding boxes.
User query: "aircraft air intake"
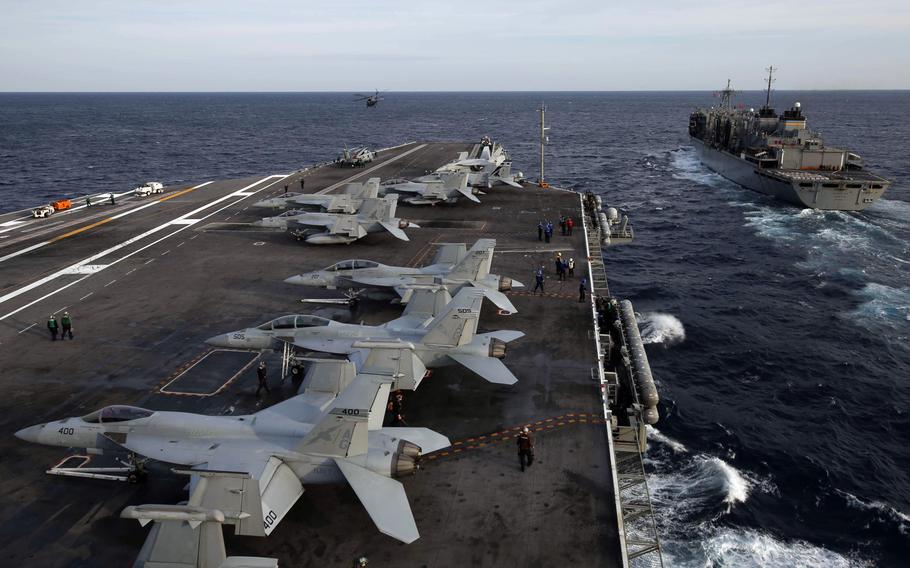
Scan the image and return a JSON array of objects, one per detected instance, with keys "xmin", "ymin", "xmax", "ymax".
[
  {"xmin": 498, "ymin": 277, "xmax": 513, "ymax": 292},
  {"xmin": 488, "ymin": 338, "xmax": 507, "ymax": 359}
]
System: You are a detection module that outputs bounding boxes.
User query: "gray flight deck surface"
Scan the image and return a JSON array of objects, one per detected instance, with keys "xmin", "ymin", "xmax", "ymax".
[{"xmin": 0, "ymin": 142, "xmax": 619, "ymax": 567}]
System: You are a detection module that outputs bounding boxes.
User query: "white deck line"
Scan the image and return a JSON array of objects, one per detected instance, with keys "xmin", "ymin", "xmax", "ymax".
[{"xmin": 315, "ymin": 144, "xmax": 427, "ymax": 195}]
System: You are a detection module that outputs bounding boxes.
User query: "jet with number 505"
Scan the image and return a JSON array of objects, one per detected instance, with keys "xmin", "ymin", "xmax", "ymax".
[
  {"xmin": 14, "ymin": 347, "xmax": 449, "ymax": 544},
  {"xmin": 284, "ymin": 238, "xmax": 523, "ymax": 313},
  {"xmin": 206, "ymin": 287, "xmax": 523, "ymax": 387}
]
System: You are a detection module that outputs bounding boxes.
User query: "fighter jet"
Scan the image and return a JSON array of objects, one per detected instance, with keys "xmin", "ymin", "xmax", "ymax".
[
  {"xmin": 14, "ymin": 347, "xmax": 449, "ymax": 544},
  {"xmin": 252, "ymin": 177, "xmax": 382, "ymax": 212},
  {"xmin": 206, "ymin": 287, "xmax": 524, "ymax": 387},
  {"xmin": 426, "ymin": 145, "xmax": 522, "ymax": 189},
  {"xmin": 285, "ymin": 238, "xmax": 524, "ymax": 313},
  {"xmin": 254, "ymin": 195, "xmax": 418, "ymax": 244},
  {"xmin": 380, "ymin": 171, "xmax": 479, "ymax": 205}
]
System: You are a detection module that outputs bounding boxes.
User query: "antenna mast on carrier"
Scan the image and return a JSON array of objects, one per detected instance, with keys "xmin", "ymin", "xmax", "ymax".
[{"xmin": 538, "ymin": 103, "xmax": 550, "ymax": 188}]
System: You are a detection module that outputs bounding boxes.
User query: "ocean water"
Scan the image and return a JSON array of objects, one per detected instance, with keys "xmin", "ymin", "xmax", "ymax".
[{"xmin": 1, "ymin": 92, "xmax": 908, "ymax": 566}]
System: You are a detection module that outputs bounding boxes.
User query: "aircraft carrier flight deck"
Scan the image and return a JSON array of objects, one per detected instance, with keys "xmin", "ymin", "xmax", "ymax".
[{"xmin": 0, "ymin": 142, "xmax": 659, "ymax": 567}]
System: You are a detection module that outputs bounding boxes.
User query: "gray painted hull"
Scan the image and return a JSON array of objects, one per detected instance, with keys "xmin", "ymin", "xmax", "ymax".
[{"xmin": 691, "ymin": 138, "xmax": 886, "ymax": 211}]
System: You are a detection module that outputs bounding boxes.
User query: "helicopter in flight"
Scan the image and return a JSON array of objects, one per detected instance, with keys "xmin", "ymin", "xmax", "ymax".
[{"xmin": 354, "ymin": 89, "xmax": 384, "ymax": 107}]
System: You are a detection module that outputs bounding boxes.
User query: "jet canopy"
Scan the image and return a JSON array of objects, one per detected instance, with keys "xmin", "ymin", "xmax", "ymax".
[
  {"xmin": 324, "ymin": 260, "xmax": 380, "ymax": 271},
  {"xmin": 257, "ymin": 315, "xmax": 331, "ymax": 331},
  {"xmin": 81, "ymin": 405, "xmax": 154, "ymax": 423}
]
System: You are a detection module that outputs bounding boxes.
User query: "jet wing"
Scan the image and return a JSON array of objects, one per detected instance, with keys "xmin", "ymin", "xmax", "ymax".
[
  {"xmin": 289, "ymin": 195, "xmax": 331, "ymax": 208},
  {"xmin": 448, "ymin": 353, "xmax": 519, "ymax": 385},
  {"xmin": 191, "ymin": 449, "xmax": 305, "ymax": 537},
  {"xmin": 334, "ymin": 458, "xmax": 420, "ymax": 543},
  {"xmin": 330, "ymin": 216, "xmax": 368, "ymax": 239}
]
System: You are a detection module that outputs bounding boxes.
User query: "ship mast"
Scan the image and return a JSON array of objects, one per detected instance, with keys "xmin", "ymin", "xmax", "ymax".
[
  {"xmin": 764, "ymin": 65, "xmax": 776, "ymax": 108},
  {"xmin": 718, "ymin": 79, "xmax": 736, "ymax": 110}
]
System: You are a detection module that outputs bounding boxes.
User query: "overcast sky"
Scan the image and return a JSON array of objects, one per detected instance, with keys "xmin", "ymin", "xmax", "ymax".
[{"xmin": 2, "ymin": 0, "xmax": 908, "ymax": 91}]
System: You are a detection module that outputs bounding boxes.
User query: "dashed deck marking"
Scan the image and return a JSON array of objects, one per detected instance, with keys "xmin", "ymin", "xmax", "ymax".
[
  {"xmin": 18, "ymin": 323, "xmax": 36, "ymax": 334},
  {"xmin": 104, "ymin": 280, "xmax": 116, "ymax": 287},
  {"xmin": 78, "ymin": 292, "xmax": 93, "ymax": 301},
  {"xmin": 421, "ymin": 413, "xmax": 605, "ymax": 463}
]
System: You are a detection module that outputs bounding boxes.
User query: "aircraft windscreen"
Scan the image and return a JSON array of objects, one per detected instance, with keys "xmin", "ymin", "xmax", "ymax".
[
  {"xmin": 353, "ymin": 260, "xmax": 379, "ymax": 269},
  {"xmin": 331, "ymin": 261, "xmax": 355, "ymax": 271},
  {"xmin": 82, "ymin": 405, "xmax": 154, "ymax": 423},
  {"xmin": 295, "ymin": 315, "xmax": 330, "ymax": 328},
  {"xmin": 272, "ymin": 316, "xmax": 297, "ymax": 329}
]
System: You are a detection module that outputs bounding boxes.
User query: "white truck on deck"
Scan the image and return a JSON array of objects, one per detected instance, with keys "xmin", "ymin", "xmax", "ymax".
[{"xmin": 134, "ymin": 182, "xmax": 164, "ymax": 197}]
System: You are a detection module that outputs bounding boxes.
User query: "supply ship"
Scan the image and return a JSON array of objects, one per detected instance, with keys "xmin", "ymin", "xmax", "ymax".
[
  {"xmin": 0, "ymin": 137, "xmax": 663, "ymax": 567},
  {"xmin": 688, "ymin": 71, "xmax": 890, "ymax": 210}
]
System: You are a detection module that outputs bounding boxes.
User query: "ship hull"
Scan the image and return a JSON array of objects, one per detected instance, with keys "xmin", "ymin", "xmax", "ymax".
[{"xmin": 690, "ymin": 138, "xmax": 886, "ymax": 211}]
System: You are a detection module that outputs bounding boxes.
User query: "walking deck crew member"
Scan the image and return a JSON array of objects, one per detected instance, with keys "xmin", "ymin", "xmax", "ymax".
[
  {"xmin": 568, "ymin": 258, "xmax": 575, "ymax": 277},
  {"xmin": 47, "ymin": 315, "xmax": 58, "ymax": 341},
  {"xmin": 517, "ymin": 426, "xmax": 534, "ymax": 471},
  {"xmin": 579, "ymin": 277, "xmax": 588, "ymax": 303},
  {"xmin": 61, "ymin": 311, "xmax": 73, "ymax": 340},
  {"xmin": 533, "ymin": 267, "xmax": 545, "ymax": 294},
  {"xmin": 256, "ymin": 361, "xmax": 270, "ymax": 396}
]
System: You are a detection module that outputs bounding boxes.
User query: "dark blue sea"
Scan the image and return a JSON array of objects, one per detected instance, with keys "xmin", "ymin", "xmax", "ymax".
[{"xmin": 1, "ymin": 92, "xmax": 907, "ymax": 566}]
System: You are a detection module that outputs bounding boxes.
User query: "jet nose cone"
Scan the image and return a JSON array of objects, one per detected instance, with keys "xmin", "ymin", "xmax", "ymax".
[
  {"xmin": 205, "ymin": 333, "xmax": 234, "ymax": 348},
  {"xmin": 15, "ymin": 424, "xmax": 43, "ymax": 443},
  {"xmin": 284, "ymin": 274, "xmax": 308, "ymax": 285}
]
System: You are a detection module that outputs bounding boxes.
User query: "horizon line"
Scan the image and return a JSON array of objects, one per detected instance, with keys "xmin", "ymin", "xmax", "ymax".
[{"xmin": 2, "ymin": 89, "xmax": 910, "ymax": 95}]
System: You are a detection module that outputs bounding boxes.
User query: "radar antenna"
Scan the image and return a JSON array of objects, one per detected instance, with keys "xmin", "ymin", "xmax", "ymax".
[{"xmin": 764, "ymin": 66, "xmax": 776, "ymax": 108}]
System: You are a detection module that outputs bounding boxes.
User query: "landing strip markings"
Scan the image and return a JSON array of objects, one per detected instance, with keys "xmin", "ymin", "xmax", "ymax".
[
  {"xmin": 0, "ymin": 175, "xmax": 291, "ymax": 321},
  {"xmin": 0, "ymin": 182, "xmax": 214, "ymax": 265}
]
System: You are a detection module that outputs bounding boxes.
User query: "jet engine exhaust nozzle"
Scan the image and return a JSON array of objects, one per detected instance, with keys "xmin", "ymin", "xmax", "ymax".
[
  {"xmin": 498, "ymin": 277, "xmax": 513, "ymax": 292},
  {"xmin": 397, "ymin": 440, "xmax": 421, "ymax": 459},
  {"xmin": 398, "ymin": 219, "xmax": 410, "ymax": 230},
  {"xmin": 489, "ymin": 338, "xmax": 507, "ymax": 359},
  {"xmin": 392, "ymin": 453, "xmax": 417, "ymax": 477}
]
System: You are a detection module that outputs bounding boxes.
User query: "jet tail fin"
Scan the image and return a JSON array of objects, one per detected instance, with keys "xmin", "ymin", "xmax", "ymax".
[
  {"xmin": 294, "ymin": 376, "xmax": 383, "ymax": 457},
  {"xmin": 448, "ymin": 238, "xmax": 496, "ymax": 280},
  {"xmin": 421, "ymin": 287, "xmax": 483, "ymax": 347},
  {"xmin": 334, "ymin": 458, "xmax": 420, "ymax": 543}
]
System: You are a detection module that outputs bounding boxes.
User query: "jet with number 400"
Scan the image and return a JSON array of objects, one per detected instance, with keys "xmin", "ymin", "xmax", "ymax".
[
  {"xmin": 285, "ymin": 238, "xmax": 523, "ymax": 313},
  {"xmin": 253, "ymin": 194, "xmax": 418, "ymax": 244},
  {"xmin": 206, "ymin": 287, "xmax": 524, "ymax": 387},
  {"xmin": 14, "ymin": 347, "xmax": 449, "ymax": 544}
]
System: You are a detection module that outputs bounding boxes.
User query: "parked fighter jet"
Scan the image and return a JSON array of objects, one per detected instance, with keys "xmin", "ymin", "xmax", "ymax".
[
  {"xmin": 380, "ymin": 171, "xmax": 479, "ymax": 205},
  {"xmin": 14, "ymin": 347, "xmax": 449, "ymax": 544},
  {"xmin": 427, "ymin": 145, "xmax": 522, "ymax": 189},
  {"xmin": 206, "ymin": 288, "xmax": 524, "ymax": 386},
  {"xmin": 254, "ymin": 195, "xmax": 418, "ymax": 244},
  {"xmin": 252, "ymin": 178, "xmax": 382, "ymax": 212},
  {"xmin": 285, "ymin": 238, "xmax": 523, "ymax": 313}
]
